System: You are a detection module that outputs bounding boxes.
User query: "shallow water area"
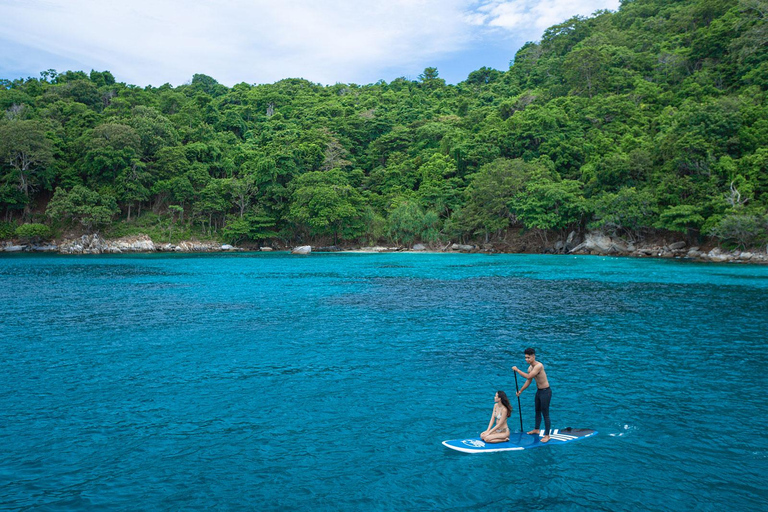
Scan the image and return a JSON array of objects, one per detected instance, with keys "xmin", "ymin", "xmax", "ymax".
[{"xmin": 1, "ymin": 252, "xmax": 767, "ymax": 510}]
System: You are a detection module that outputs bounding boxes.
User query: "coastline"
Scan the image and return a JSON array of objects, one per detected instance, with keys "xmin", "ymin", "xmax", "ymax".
[{"xmin": 1, "ymin": 232, "xmax": 766, "ymax": 265}]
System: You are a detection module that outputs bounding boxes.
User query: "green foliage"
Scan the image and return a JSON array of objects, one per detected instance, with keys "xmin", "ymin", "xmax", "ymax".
[
  {"xmin": 0, "ymin": 119, "xmax": 54, "ymax": 211},
  {"xmin": 1, "ymin": 0, "xmax": 767, "ymax": 249},
  {"xmin": 657, "ymin": 204, "xmax": 706, "ymax": 234},
  {"xmin": 514, "ymin": 175, "xmax": 589, "ymax": 232},
  {"xmin": 289, "ymin": 169, "xmax": 365, "ymax": 242},
  {"xmin": 15, "ymin": 223, "xmax": 52, "ymax": 242},
  {"xmin": 708, "ymin": 211, "xmax": 768, "ymax": 249},
  {"xmin": 220, "ymin": 211, "xmax": 278, "ymax": 245},
  {"xmin": 387, "ymin": 199, "xmax": 441, "ymax": 246},
  {"xmin": 589, "ymin": 187, "xmax": 659, "ymax": 237},
  {"xmin": 102, "ymin": 211, "xmax": 199, "ymax": 243},
  {"xmin": 46, "ymin": 185, "xmax": 119, "ymax": 232},
  {"xmin": 0, "ymin": 221, "xmax": 17, "ymax": 240},
  {"xmin": 460, "ymin": 158, "xmax": 533, "ymax": 238}
]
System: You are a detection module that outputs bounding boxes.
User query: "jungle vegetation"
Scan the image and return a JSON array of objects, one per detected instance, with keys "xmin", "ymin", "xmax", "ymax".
[{"xmin": 1, "ymin": 0, "xmax": 767, "ymax": 249}]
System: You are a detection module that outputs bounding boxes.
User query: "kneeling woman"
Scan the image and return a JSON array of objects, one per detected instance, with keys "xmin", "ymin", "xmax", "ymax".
[{"xmin": 481, "ymin": 391, "xmax": 512, "ymax": 443}]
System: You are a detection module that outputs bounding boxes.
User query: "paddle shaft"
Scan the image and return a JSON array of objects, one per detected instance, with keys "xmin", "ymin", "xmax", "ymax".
[{"xmin": 514, "ymin": 372, "xmax": 523, "ymax": 431}]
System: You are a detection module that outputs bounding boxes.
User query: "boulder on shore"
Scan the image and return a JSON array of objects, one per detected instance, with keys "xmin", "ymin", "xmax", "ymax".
[
  {"xmin": 668, "ymin": 241, "xmax": 687, "ymax": 251},
  {"xmin": 292, "ymin": 245, "xmax": 311, "ymax": 255},
  {"xmin": 31, "ymin": 244, "xmax": 58, "ymax": 252},
  {"xmin": 59, "ymin": 234, "xmax": 107, "ymax": 254}
]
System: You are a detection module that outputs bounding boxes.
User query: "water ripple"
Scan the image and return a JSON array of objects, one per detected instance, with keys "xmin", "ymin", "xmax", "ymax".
[{"xmin": 1, "ymin": 253, "xmax": 766, "ymax": 510}]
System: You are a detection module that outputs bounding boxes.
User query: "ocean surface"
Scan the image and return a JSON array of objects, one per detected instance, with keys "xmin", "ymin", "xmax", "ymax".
[{"xmin": 1, "ymin": 252, "xmax": 766, "ymax": 511}]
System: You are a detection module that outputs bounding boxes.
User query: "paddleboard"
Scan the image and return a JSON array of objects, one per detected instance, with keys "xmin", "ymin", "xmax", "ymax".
[{"xmin": 442, "ymin": 428, "xmax": 597, "ymax": 453}]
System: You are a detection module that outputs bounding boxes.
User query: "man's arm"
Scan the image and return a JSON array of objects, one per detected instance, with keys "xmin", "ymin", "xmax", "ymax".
[
  {"xmin": 512, "ymin": 363, "xmax": 541, "ymax": 380},
  {"xmin": 517, "ymin": 377, "xmax": 533, "ymax": 397}
]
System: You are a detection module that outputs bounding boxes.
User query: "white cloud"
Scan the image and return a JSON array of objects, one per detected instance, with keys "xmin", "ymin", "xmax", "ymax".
[
  {"xmin": 470, "ymin": 0, "xmax": 620, "ymax": 31},
  {"xmin": 0, "ymin": 0, "xmax": 619, "ymax": 86}
]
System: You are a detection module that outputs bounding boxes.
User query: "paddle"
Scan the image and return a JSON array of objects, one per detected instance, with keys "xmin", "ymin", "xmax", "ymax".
[{"xmin": 513, "ymin": 372, "xmax": 523, "ymax": 432}]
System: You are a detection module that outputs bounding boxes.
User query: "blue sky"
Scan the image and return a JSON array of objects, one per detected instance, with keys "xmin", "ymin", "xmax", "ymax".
[{"xmin": 0, "ymin": 0, "xmax": 619, "ymax": 87}]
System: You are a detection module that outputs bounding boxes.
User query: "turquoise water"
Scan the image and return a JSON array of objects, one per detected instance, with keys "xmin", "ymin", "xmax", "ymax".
[{"xmin": 1, "ymin": 252, "xmax": 766, "ymax": 511}]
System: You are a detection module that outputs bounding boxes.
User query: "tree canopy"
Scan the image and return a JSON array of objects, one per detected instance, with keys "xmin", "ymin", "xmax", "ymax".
[{"xmin": 2, "ymin": 0, "xmax": 767, "ymax": 249}]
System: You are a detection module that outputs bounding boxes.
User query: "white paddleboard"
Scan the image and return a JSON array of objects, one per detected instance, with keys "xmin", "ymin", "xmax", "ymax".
[{"xmin": 442, "ymin": 428, "xmax": 597, "ymax": 453}]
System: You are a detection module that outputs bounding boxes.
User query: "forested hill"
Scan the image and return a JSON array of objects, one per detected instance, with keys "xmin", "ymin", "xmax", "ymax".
[{"xmin": 1, "ymin": 0, "xmax": 767, "ymax": 250}]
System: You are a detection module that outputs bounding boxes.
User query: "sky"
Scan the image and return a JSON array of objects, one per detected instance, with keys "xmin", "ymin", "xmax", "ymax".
[{"xmin": 0, "ymin": 0, "xmax": 620, "ymax": 88}]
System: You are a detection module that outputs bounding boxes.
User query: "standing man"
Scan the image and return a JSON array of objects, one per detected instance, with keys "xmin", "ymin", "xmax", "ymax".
[{"xmin": 512, "ymin": 348, "xmax": 552, "ymax": 443}]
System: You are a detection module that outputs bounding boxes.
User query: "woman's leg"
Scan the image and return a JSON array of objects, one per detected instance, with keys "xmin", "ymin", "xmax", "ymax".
[{"xmin": 483, "ymin": 431, "xmax": 510, "ymax": 444}]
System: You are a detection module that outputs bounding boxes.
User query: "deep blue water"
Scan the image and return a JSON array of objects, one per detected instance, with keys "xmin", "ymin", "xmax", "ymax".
[{"xmin": 1, "ymin": 252, "xmax": 767, "ymax": 511}]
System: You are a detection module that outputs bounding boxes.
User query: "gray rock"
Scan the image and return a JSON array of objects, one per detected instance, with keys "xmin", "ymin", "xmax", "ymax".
[
  {"xmin": 59, "ymin": 234, "xmax": 106, "ymax": 254},
  {"xmin": 260, "ymin": 247, "xmax": 273, "ymax": 252},
  {"xmin": 574, "ymin": 233, "xmax": 614, "ymax": 254},
  {"xmin": 569, "ymin": 232, "xmax": 621, "ymax": 254},
  {"xmin": 292, "ymin": 245, "xmax": 311, "ymax": 255},
  {"xmin": 739, "ymin": 252, "xmax": 753, "ymax": 260},
  {"xmin": 610, "ymin": 240, "xmax": 630, "ymax": 254},
  {"xmin": 669, "ymin": 241, "xmax": 686, "ymax": 250},
  {"xmin": 4, "ymin": 245, "xmax": 26, "ymax": 252},
  {"xmin": 412, "ymin": 244, "xmax": 426, "ymax": 251},
  {"xmin": 109, "ymin": 235, "xmax": 155, "ymax": 252},
  {"xmin": 451, "ymin": 244, "xmax": 474, "ymax": 251},
  {"xmin": 569, "ymin": 241, "xmax": 588, "ymax": 254},
  {"xmin": 177, "ymin": 241, "xmax": 218, "ymax": 252},
  {"xmin": 565, "ymin": 231, "xmax": 581, "ymax": 251},
  {"xmin": 707, "ymin": 248, "xmax": 730, "ymax": 262},
  {"xmin": 31, "ymin": 244, "xmax": 58, "ymax": 252},
  {"xmin": 221, "ymin": 244, "xmax": 234, "ymax": 250}
]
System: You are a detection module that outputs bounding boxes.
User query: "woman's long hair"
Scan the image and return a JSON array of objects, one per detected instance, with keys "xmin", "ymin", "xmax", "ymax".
[{"xmin": 497, "ymin": 390, "xmax": 513, "ymax": 418}]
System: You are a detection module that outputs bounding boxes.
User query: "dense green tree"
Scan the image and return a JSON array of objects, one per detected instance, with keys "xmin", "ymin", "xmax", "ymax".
[
  {"xmin": 46, "ymin": 185, "xmax": 118, "ymax": 232},
  {"xmin": 82, "ymin": 123, "xmax": 141, "ymax": 185},
  {"xmin": 709, "ymin": 211, "xmax": 768, "ymax": 249},
  {"xmin": 221, "ymin": 209, "xmax": 278, "ymax": 245},
  {"xmin": 289, "ymin": 169, "xmax": 365, "ymax": 243},
  {"xmin": 514, "ymin": 173, "xmax": 589, "ymax": 235},
  {"xmin": 588, "ymin": 187, "xmax": 659, "ymax": 239},
  {"xmin": 0, "ymin": 119, "xmax": 53, "ymax": 217},
  {"xmin": 15, "ymin": 222, "xmax": 52, "ymax": 243},
  {"xmin": 387, "ymin": 198, "xmax": 440, "ymax": 246},
  {"xmin": 460, "ymin": 158, "xmax": 534, "ymax": 240}
]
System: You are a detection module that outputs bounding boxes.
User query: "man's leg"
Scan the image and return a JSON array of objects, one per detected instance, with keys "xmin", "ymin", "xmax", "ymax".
[{"xmin": 540, "ymin": 388, "xmax": 552, "ymax": 441}]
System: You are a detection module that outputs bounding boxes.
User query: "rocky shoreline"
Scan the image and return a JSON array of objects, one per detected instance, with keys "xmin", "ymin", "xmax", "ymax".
[
  {"xmin": 1, "ymin": 232, "xmax": 766, "ymax": 264},
  {"xmin": 563, "ymin": 232, "xmax": 768, "ymax": 263},
  {"xmin": 0, "ymin": 234, "xmax": 250, "ymax": 255}
]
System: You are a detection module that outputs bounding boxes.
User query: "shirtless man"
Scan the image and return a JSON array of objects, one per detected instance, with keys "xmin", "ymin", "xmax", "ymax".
[{"xmin": 512, "ymin": 347, "xmax": 552, "ymax": 443}]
